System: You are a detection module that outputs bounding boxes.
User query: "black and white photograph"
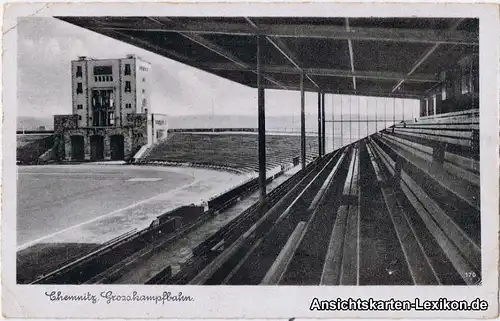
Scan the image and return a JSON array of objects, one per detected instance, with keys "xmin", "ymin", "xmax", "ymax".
[{"xmin": 2, "ymin": 2, "xmax": 499, "ymax": 319}]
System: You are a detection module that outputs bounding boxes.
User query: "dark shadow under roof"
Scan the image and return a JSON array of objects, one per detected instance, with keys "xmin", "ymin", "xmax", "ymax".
[{"xmin": 56, "ymin": 17, "xmax": 478, "ymax": 99}]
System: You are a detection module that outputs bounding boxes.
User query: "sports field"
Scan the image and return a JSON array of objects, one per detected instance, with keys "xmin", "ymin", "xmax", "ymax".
[{"xmin": 17, "ymin": 164, "xmax": 247, "ymax": 250}]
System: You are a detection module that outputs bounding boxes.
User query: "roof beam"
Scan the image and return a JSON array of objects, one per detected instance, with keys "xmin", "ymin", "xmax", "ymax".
[
  {"xmin": 265, "ymin": 84, "xmax": 424, "ymax": 99},
  {"xmin": 198, "ymin": 62, "xmax": 439, "ymax": 82},
  {"xmin": 105, "ymin": 30, "xmax": 192, "ymax": 63},
  {"xmin": 146, "ymin": 17, "xmax": 288, "ymax": 89},
  {"xmin": 345, "ymin": 18, "xmax": 356, "ymax": 90},
  {"xmin": 392, "ymin": 18, "xmax": 466, "ymax": 93},
  {"xmin": 93, "ymin": 21, "xmax": 478, "ymax": 45},
  {"xmin": 83, "ymin": 18, "xmax": 192, "ymax": 63},
  {"xmin": 244, "ymin": 17, "xmax": 320, "ymax": 89}
]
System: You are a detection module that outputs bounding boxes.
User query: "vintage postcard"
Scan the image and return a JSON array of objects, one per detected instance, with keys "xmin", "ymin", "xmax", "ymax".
[{"xmin": 2, "ymin": 1, "xmax": 499, "ymax": 319}]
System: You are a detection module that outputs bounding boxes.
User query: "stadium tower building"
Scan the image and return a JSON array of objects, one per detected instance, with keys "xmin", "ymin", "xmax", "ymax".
[{"xmin": 54, "ymin": 55, "xmax": 168, "ymax": 161}]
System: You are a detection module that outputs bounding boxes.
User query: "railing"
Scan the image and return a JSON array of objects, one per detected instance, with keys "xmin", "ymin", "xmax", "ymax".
[{"xmin": 30, "ymin": 162, "xmax": 289, "ymax": 284}]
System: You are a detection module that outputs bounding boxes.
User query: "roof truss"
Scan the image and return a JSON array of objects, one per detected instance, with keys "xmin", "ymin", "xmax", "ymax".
[{"xmin": 92, "ymin": 20, "xmax": 478, "ymax": 46}]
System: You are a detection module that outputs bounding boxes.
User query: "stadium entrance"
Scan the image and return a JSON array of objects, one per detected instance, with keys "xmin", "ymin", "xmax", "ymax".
[
  {"xmin": 110, "ymin": 135, "xmax": 125, "ymax": 160},
  {"xmin": 90, "ymin": 135, "xmax": 104, "ymax": 161},
  {"xmin": 70, "ymin": 135, "xmax": 84, "ymax": 161}
]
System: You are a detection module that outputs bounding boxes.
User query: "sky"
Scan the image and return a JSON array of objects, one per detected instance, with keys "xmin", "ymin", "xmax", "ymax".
[{"xmin": 17, "ymin": 17, "xmax": 419, "ymax": 120}]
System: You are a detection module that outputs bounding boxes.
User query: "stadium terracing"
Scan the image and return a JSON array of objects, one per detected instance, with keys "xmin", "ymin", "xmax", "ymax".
[{"xmin": 19, "ymin": 17, "xmax": 480, "ymax": 285}]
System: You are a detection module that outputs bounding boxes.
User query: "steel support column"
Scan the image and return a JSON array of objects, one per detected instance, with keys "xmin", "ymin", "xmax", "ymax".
[
  {"xmin": 357, "ymin": 96, "xmax": 360, "ymax": 140},
  {"xmin": 384, "ymin": 99, "xmax": 387, "ymax": 130},
  {"xmin": 393, "ymin": 98, "xmax": 396, "ymax": 126},
  {"xmin": 332, "ymin": 95, "xmax": 335, "ymax": 151},
  {"xmin": 340, "ymin": 95, "xmax": 343, "ymax": 147},
  {"xmin": 321, "ymin": 92, "xmax": 326, "ymax": 155},
  {"xmin": 300, "ymin": 73, "xmax": 306, "ymax": 170},
  {"xmin": 366, "ymin": 98, "xmax": 369, "ymax": 137},
  {"xmin": 317, "ymin": 92, "xmax": 322, "ymax": 157},
  {"xmin": 257, "ymin": 35, "xmax": 266, "ymax": 203}
]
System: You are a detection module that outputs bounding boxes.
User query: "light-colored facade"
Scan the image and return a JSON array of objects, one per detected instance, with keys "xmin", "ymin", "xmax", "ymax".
[
  {"xmin": 54, "ymin": 55, "xmax": 167, "ymax": 161},
  {"xmin": 71, "ymin": 55, "xmax": 152, "ymax": 127}
]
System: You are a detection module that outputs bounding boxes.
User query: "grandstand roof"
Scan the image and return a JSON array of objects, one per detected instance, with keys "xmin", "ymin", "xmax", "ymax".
[{"xmin": 57, "ymin": 17, "xmax": 478, "ymax": 99}]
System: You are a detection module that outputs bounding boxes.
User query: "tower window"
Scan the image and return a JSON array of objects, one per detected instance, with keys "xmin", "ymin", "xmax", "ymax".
[
  {"xmin": 76, "ymin": 82, "xmax": 83, "ymax": 94},
  {"xmin": 77, "ymin": 104, "xmax": 83, "ymax": 110},
  {"xmin": 125, "ymin": 81, "xmax": 131, "ymax": 92},
  {"xmin": 142, "ymin": 89, "xmax": 145, "ymax": 94},
  {"xmin": 124, "ymin": 64, "xmax": 131, "ymax": 75},
  {"xmin": 78, "ymin": 115, "xmax": 82, "ymax": 120},
  {"xmin": 109, "ymin": 112, "xmax": 115, "ymax": 125},
  {"xmin": 76, "ymin": 66, "xmax": 82, "ymax": 77},
  {"xmin": 93, "ymin": 66, "xmax": 112, "ymax": 75},
  {"xmin": 126, "ymin": 103, "xmax": 132, "ymax": 109}
]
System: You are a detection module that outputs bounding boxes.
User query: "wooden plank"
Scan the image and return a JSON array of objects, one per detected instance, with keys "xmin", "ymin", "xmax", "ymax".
[
  {"xmin": 393, "ymin": 129, "xmax": 472, "ymax": 147},
  {"xmin": 401, "ymin": 171, "xmax": 481, "ymax": 271},
  {"xmin": 418, "ymin": 109, "xmax": 478, "ymax": 120},
  {"xmin": 307, "ymin": 150, "xmax": 348, "ymax": 212},
  {"xmin": 343, "ymin": 149, "xmax": 356, "ymax": 196},
  {"xmin": 399, "ymin": 123, "xmax": 479, "ymax": 131},
  {"xmin": 385, "ymin": 133, "xmax": 434, "ymax": 156},
  {"xmin": 384, "ymin": 133, "xmax": 479, "ymax": 183},
  {"xmin": 349, "ymin": 147, "xmax": 360, "ymax": 197},
  {"xmin": 320, "ymin": 206, "xmax": 349, "ymax": 285},
  {"xmin": 396, "ymin": 119, "xmax": 479, "ymax": 128},
  {"xmin": 444, "ymin": 162, "xmax": 480, "ymax": 187},
  {"xmin": 444, "ymin": 152, "xmax": 480, "ymax": 173},
  {"xmin": 394, "ymin": 127, "xmax": 473, "ymax": 139},
  {"xmin": 378, "ymin": 136, "xmax": 480, "ymax": 211},
  {"xmin": 222, "ymin": 237, "xmax": 264, "ymax": 284},
  {"xmin": 340, "ymin": 205, "xmax": 360, "ymax": 285},
  {"xmin": 400, "ymin": 180, "xmax": 480, "ymax": 285},
  {"xmin": 276, "ymin": 154, "xmax": 340, "ymax": 223},
  {"xmin": 371, "ymin": 138, "xmax": 481, "ymax": 281},
  {"xmin": 367, "ymin": 141, "xmax": 440, "ymax": 284},
  {"xmin": 381, "ymin": 186, "xmax": 440, "ymax": 284},
  {"xmin": 370, "ymin": 138, "xmax": 396, "ymax": 176},
  {"xmin": 383, "ymin": 134, "xmax": 433, "ymax": 163},
  {"xmin": 366, "ymin": 142, "xmax": 384, "ymax": 183},
  {"xmin": 261, "ymin": 222, "xmax": 307, "ymax": 285}
]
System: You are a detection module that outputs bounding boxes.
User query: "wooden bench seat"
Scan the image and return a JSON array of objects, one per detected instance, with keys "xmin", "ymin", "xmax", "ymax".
[
  {"xmin": 321, "ymin": 145, "xmax": 360, "ymax": 285},
  {"xmin": 369, "ymin": 137, "xmax": 481, "ymax": 285},
  {"xmin": 376, "ymin": 134, "xmax": 479, "ymax": 212},
  {"xmin": 382, "ymin": 132, "xmax": 479, "ymax": 186}
]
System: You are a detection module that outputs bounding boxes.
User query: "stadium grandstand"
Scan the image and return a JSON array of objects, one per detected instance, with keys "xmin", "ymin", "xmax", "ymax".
[
  {"xmin": 17, "ymin": 16, "xmax": 484, "ymax": 286},
  {"xmin": 138, "ymin": 132, "xmax": 319, "ymax": 173}
]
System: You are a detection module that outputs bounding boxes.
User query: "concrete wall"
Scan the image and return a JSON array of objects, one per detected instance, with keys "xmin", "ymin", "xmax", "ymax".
[
  {"xmin": 62, "ymin": 127, "xmax": 140, "ymax": 161},
  {"xmin": 71, "ymin": 61, "xmax": 89, "ymax": 126},
  {"xmin": 127, "ymin": 113, "xmax": 149, "ymax": 155},
  {"xmin": 55, "ymin": 112, "xmax": 147, "ymax": 161},
  {"xmin": 120, "ymin": 58, "xmax": 137, "ymax": 126},
  {"xmin": 135, "ymin": 58, "xmax": 152, "ymax": 115},
  {"xmin": 151, "ymin": 113, "xmax": 168, "ymax": 145},
  {"xmin": 54, "ymin": 115, "xmax": 78, "ymax": 134}
]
